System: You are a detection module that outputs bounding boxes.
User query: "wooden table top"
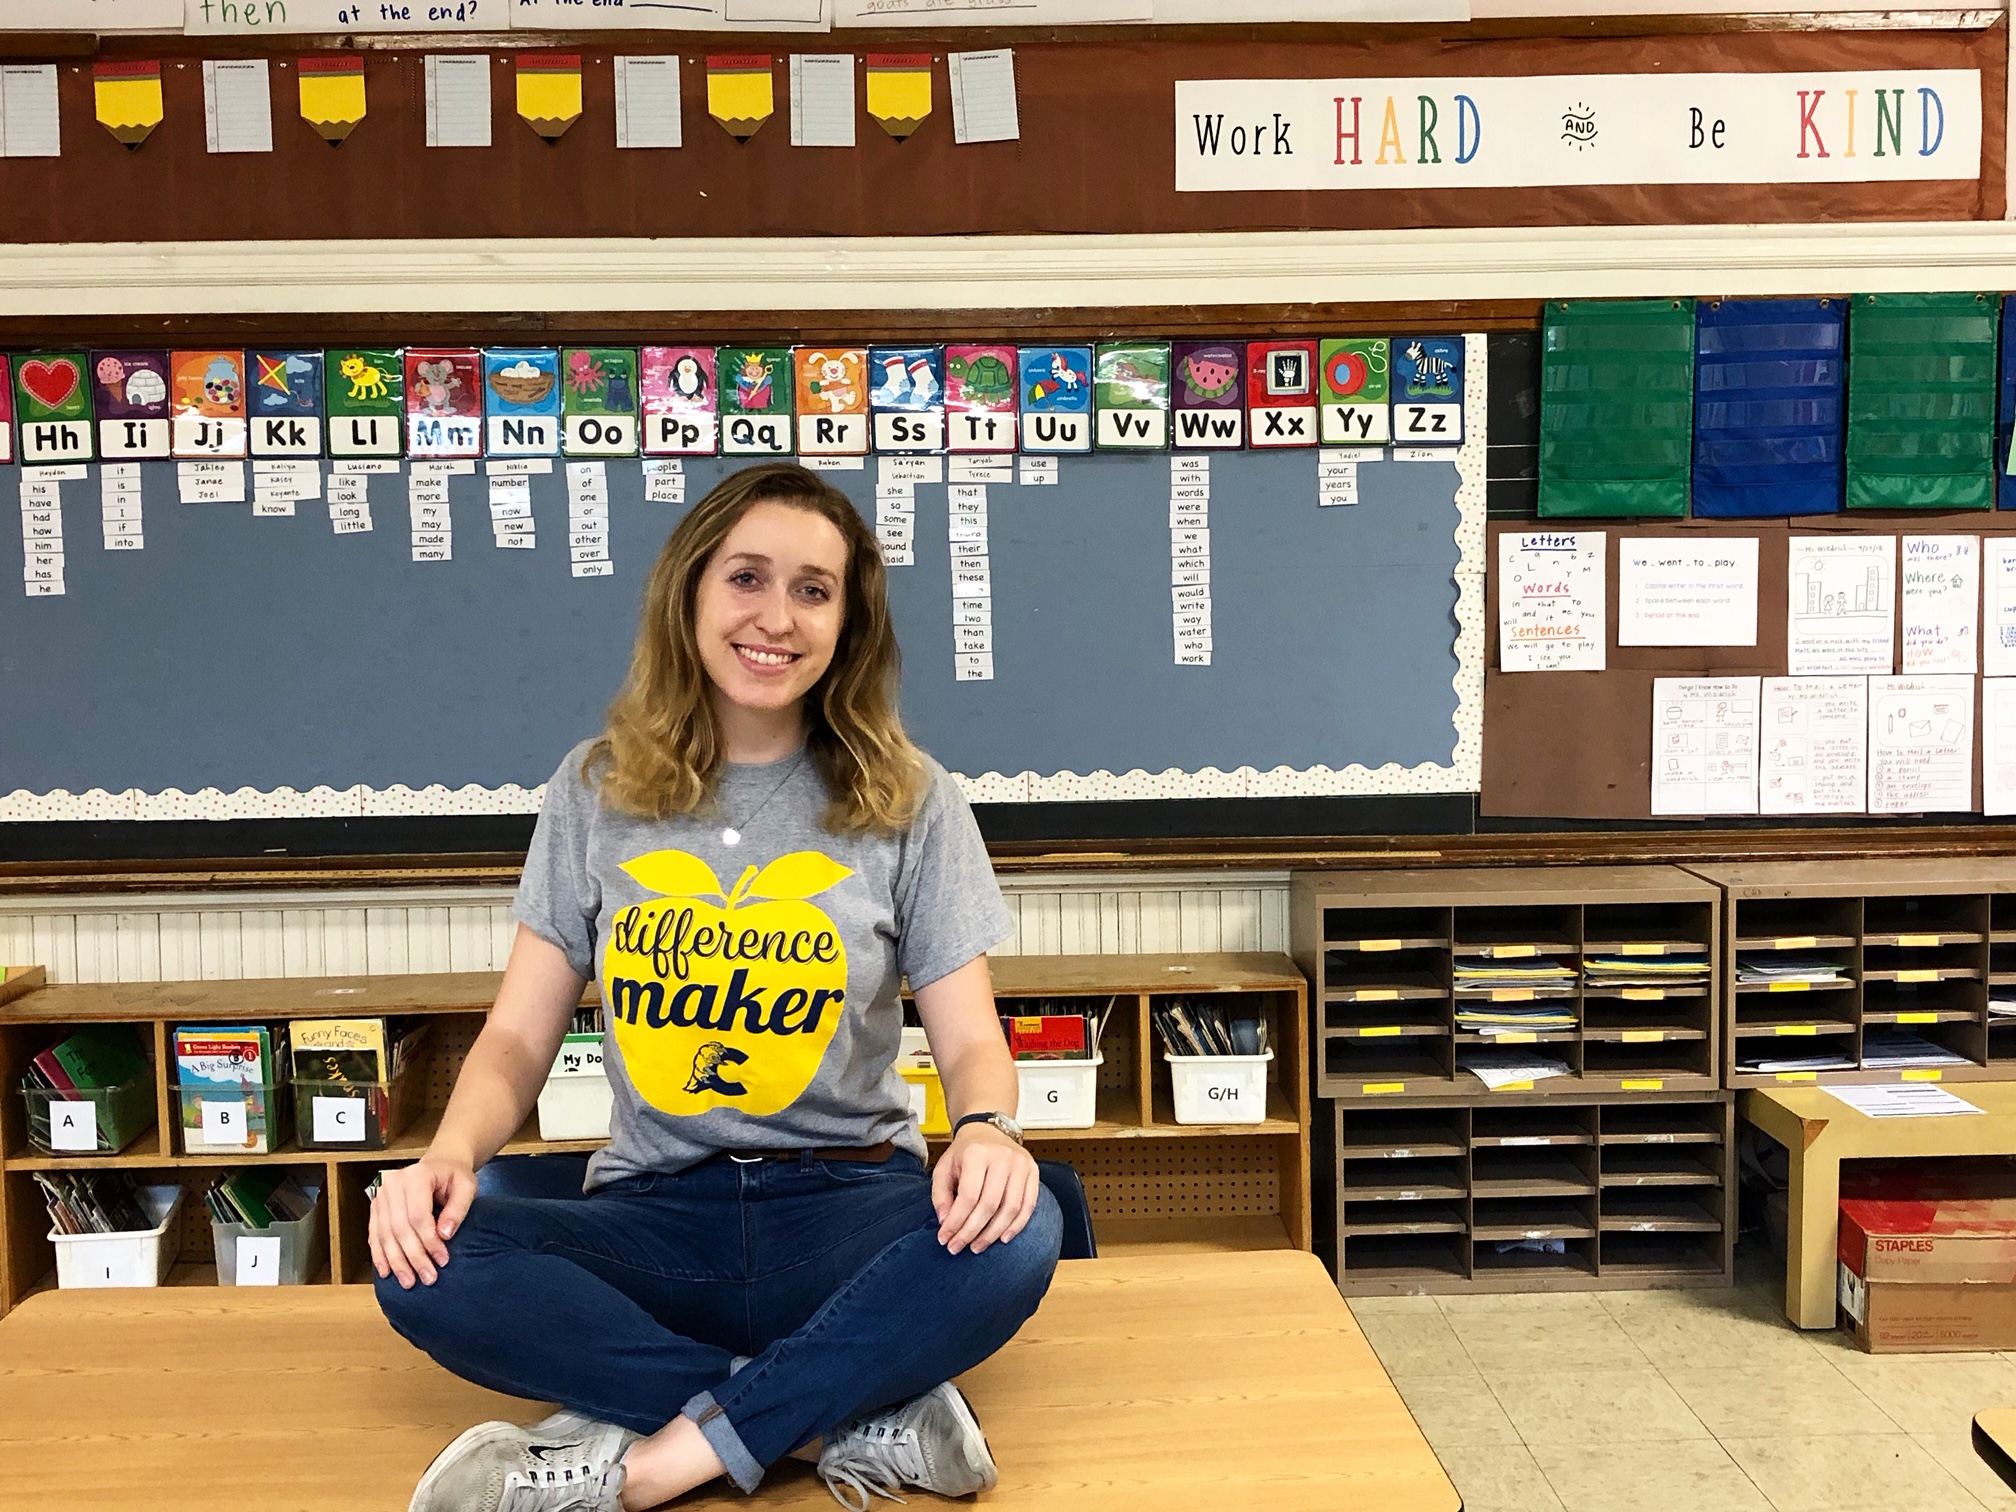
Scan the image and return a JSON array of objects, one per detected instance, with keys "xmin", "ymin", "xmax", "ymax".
[
  {"xmin": 1975, "ymin": 1409, "xmax": 2016, "ymax": 1492},
  {"xmin": 1744, "ymin": 1083, "xmax": 2016, "ymax": 1157},
  {"xmin": 0, "ymin": 1249, "xmax": 1456, "ymax": 1511}
]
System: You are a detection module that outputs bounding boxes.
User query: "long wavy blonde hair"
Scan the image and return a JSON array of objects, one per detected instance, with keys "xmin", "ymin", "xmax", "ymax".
[{"xmin": 586, "ymin": 463, "xmax": 927, "ymax": 835}]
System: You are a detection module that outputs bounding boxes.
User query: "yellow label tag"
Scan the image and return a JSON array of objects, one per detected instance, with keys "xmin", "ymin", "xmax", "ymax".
[
  {"xmin": 1621, "ymin": 1078, "xmax": 1665, "ymax": 1091},
  {"xmin": 1621, "ymin": 1030, "xmax": 1665, "ymax": 1043},
  {"xmin": 1495, "ymin": 1032, "xmax": 1538, "ymax": 1044},
  {"xmin": 1902, "ymin": 1069, "xmax": 1944, "ymax": 1082},
  {"xmin": 1496, "ymin": 1080, "xmax": 1535, "ymax": 1092},
  {"xmin": 1491, "ymin": 988, "xmax": 1536, "ymax": 1002},
  {"xmin": 1774, "ymin": 935, "xmax": 1819, "ymax": 950},
  {"xmin": 1898, "ymin": 933, "xmax": 1941, "ymax": 948},
  {"xmin": 1362, "ymin": 1082, "xmax": 1404, "ymax": 1095},
  {"xmin": 1621, "ymin": 942, "xmax": 1666, "ymax": 956},
  {"xmin": 1359, "ymin": 938, "xmax": 1403, "ymax": 953},
  {"xmin": 1768, "ymin": 981, "xmax": 1813, "ymax": 993},
  {"xmin": 1361, "ymin": 1026, "xmax": 1403, "ymax": 1038},
  {"xmin": 1898, "ymin": 969, "xmax": 1939, "ymax": 983},
  {"xmin": 1776, "ymin": 1071, "xmax": 1819, "ymax": 1082},
  {"xmin": 1358, "ymin": 988, "xmax": 1400, "ymax": 1002},
  {"xmin": 1622, "ymin": 988, "xmax": 1666, "ymax": 1001},
  {"xmin": 1896, "ymin": 1012, "xmax": 1938, "ymax": 1024},
  {"xmin": 1013, "ymin": 1016, "xmax": 1042, "ymax": 1032},
  {"xmin": 1775, "ymin": 1024, "xmax": 1819, "ymax": 1036},
  {"xmin": 1495, "ymin": 944, "xmax": 1537, "ymax": 959}
]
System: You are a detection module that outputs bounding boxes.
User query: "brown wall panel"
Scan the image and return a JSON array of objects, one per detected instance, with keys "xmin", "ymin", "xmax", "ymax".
[{"xmin": 0, "ymin": 25, "xmax": 2001, "ymax": 244}]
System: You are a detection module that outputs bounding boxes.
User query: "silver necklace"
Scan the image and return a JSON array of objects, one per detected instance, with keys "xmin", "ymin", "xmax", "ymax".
[{"xmin": 720, "ymin": 751, "xmax": 807, "ymax": 847}]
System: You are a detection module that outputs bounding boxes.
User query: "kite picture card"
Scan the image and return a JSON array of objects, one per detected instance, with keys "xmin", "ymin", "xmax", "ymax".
[
  {"xmin": 869, "ymin": 345, "xmax": 944, "ymax": 453},
  {"xmin": 561, "ymin": 348, "xmax": 640, "ymax": 457},
  {"xmin": 1320, "ymin": 337, "xmax": 1391, "ymax": 447},
  {"xmin": 92, "ymin": 350, "xmax": 170, "ymax": 460},
  {"xmin": 1171, "ymin": 340, "xmax": 1244, "ymax": 450},
  {"xmin": 793, "ymin": 346, "xmax": 869, "ymax": 456},
  {"xmin": 1393, "ymin": 335, "xmax": 1464, "ymax": 445},
  {"xmin": 640, "ymin": 345, "xmax": 719, "ymax": 456},
  {"xmin": 17, "ymin": 353, "xmax": 95, "ymax": 464},
  {"xmin": 249, "ymin": 350, "xmax": 325, "ymax": 458},
  {"xmin": 1018, "ymin": 344, "xmax": 1093, "ymax": 454},
  {"xmin": 1094, "ymin": 341, "xmax": 1171, "ymax": 451},
  {"xmin": 719, "ymin": 347, "xmax": 792, "ymax": 456},
  {"xmin": 326, "ymin": 347, "xmax": 404, "ymax": 458},
  {"xmin": 482, "ymin": 347, "xmax": 562, "ymax": 458},
  {"xmin": 170, "ymin": 350, "xmax": 248, "ymax": 459},
  {"xmin": 944, "ymin": 344, "xmax": 1016, "ymax": 454},
  {"xmin": 1246, "ymin": 339, "xmax": 1318, "ymax": 449},
  {"xmin": 405, "ymin": 348, "xmax": 483, "ymax": 460}
]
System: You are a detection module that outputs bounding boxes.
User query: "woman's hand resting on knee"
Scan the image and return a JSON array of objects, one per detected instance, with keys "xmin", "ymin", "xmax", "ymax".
[
  {"xmin": 370, "ymin": 1156, "xmax": 478, "ymax": 1289},
  {"xmin": 932, "ymin": 1125, "xmax": 1040, "ymax": 1256}
]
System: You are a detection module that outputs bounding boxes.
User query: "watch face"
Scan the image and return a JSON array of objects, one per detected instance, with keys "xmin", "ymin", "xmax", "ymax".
[{"xmin": 993, "ymin": 1111, "xmax": 1024, "ymax": 1143}]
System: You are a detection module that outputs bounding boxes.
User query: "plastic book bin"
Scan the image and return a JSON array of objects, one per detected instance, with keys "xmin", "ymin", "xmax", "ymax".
[
  {"xmin": 538, "ymin": 1034, "xmax": 613, "ymax": 1141},
  {"xmin": 1166, "ymin": 1050, "xmax": 1274, "ymax": 1125},
  {"xmin": 20, "ymin": 1070, "xmax": 155, "ymax": 1156},
  {"xmin": 1016, "ymin": 1054, "xmax": 1103, "ymax": 1129},
  {"xmin": 175, "ymin": 1079, "xmax": 293, "ymax": 1157},
  {"xmin": 211, "ymin": 1185, "xmax": 326, "ymax": 1286},
  {"xmin": 293, "ymin": 1060, "xmax": 420, "ymax": 1152},
  {"xmin": 50, "ymin": 1184, "xmax": 182, "ymax": 1289}
]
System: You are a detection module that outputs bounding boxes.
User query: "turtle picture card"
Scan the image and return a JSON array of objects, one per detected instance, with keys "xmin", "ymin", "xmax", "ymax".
[
  {"xmin": 91, "ymin": 350, "xmax": 170, "ymax": 460},
  {"xmin": 641, "ymin": 346, "xmax": 719, "ymax": 456},
  {"xmin": 1171, "ymin": 340, "xmax": 1244, "ymax": 450},
  {"xmin": 944, "ymin": 344, "xmax": 1017, "ymax": 454},
  {"xmin": 249, "ymin": 350, "xmax": 326, "ymax": 458}
]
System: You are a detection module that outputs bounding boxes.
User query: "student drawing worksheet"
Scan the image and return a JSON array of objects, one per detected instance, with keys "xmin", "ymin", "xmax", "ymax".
[
  {"xmin": 1985, "ymin": 678, "xmax": 2016, "ymax": 817},
  {"xmin": 1867, "ymin": 674, "xmax": 1974, "ymax": 814},
  {"xmin": 1985, "ymin": 538, "xmax": 2016, "ymax": 678},
  {"xmin": 1787, "ymin": 535, "xmax": 1896, "ymax": 674},
  {"xmin": 1650, "ymin": 676, "xmax": 1760, "ymax": 816},
  {"xmin": 1758, "ymin": 677, "xmax": 1867, "ymax": 815}
]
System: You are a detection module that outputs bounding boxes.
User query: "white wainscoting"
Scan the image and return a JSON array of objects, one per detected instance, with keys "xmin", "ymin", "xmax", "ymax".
[{"xmin": 0, "ymin": 871, "xmax": 1294, "ymax": 985}]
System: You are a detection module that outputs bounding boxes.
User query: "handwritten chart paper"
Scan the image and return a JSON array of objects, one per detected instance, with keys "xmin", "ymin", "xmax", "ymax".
[
  {"xmin": 1759, "ymin": 677, "xmax": 1867, "ymax": 815},
  {"xmin": 1900, "ymin": 534, "xmax": 1979, "ymax": 674},
  {"xmin": 1985, "ymin": 678, "xmax": 2016, "ymax": 817},
  {"xmin": 1496, "ymin": 530, "xmax": 1604, "ymax": 672},
  {"xmin": 1618, "ymin": 538, "xmax": 1757, "ymax": 647},
  {"xmin": 1650, "ymin": 676, "xmax": 1760, "ymax": 816},
  {"xmin": 1868, "ymin": 674, "xmax": 1974, "ymax": 814},
  {"xmin": 1984, "ymin": 539, "xmax": 2016, "ymax": 678},
  {"xmin": 1788, "ymin": 535, "xmax": 1895, "ymax": 674}
]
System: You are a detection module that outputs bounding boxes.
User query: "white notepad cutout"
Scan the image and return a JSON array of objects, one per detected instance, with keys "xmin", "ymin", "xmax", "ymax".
[
  {"xmin": 615, "ymin": 56, "xmax": 682, "ymax": 149},
  {"xmin": 948, "ymin": 49, "xmax": 1019, "ymax": 144},
  {"xmin": 0, "ymin": 64, "xmax": 61, "ymax": 158},
  {"xmin": 790, "ymin": 54, "xmax": 855, "ymax": 148},
  {"xmin": 426, "ymin": 53, "xmax": 492, "ymax": 149},
  {"xmin": 203, "ymin": 60, "xmax": 273, "ymax": 154}
]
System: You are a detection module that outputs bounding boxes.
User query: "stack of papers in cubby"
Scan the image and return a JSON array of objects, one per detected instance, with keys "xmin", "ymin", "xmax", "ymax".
[
  {"xmin": 1858, "ymin": 1032, "xmax": 1970, "ymax": 1070},
  {"xmin": 1456, "ymin": 1005, "xmax": 1577, "ymax": 1035},
  {"xmin": 1584, "ymin": 953, "xmax": 1710, "ymax": 985},
  {"xmin": 1453, "ymin": 959, "xmax": 1576, "ymax": 989},
  {"xmin": 1735, "ymin": 953, "xmax": 1850, "ymax": 985},
  {"xmin": 1737, "ymin": 1049, "xmax": 1858, "ymax": 1074},
  {"xmin": 1456, "ymin": 1048, "xmax": 1572, "ymax": 1089}
]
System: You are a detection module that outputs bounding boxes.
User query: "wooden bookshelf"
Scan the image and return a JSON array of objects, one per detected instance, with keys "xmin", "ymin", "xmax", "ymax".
[{"xmin": 0, "ymin": 952, "xmax": 1309, "ymax": 1312}]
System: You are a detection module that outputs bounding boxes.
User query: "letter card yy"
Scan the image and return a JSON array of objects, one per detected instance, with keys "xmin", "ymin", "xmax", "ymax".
[
  {"xmin": 249, "ymin": 351, "xmax": 325, "ymax": 458},
  {"xmin": 641, "ymin": 347, "xmax": 720, "ymax": 457},
  {"xmin": 868, "ymin": 346, "xmax": 944, "ymax": 454},
  {"xmin": 719, "ymin": 347, "xmax": 793, "ymax": 457},
  {"xmin": 482, "ymin": 347, "xmax": 563, "ymax": 459},
  {"xmin": 16, "ymin": 353, "xmax": 95, "ymax": 465},
  {"xmin": 561, "ymin": 348, "xmax": 640, "ymax": 457},
  {"xmin": 170, "ymin": 350, "xmax": 248, "ymax": 459},
  {"xmin": 1018, "ymin": 345, "xmax": 1093, "ymax": 454},
  {"xmin": 1171, "ymin": 341, "xmax": 1244, "ymax": 449},
  {"xmin": 1247, "ymin": 339, "xmax": 1318, "ymax": 449},
  {"xmin": 944, "ymin": 344, "xmax": 1017, "ymax": 454},
  {"xmin": 91, "ymin": 350, "xmax": 170, "ymax": 460},
  {"xmin": 792, "ymin": 346, "xmax": 869, "ymax": 457},
  {"xmin": 1393, "ymin": 336, "xmax": 1464, "ymax": 446},
  {"xmin": 326, "ymin": 348, "xmax": 404, "ymax": 458},
  {"xmin": 1094, "ymin": 341, "xmax": 1171, "ymax": 451},
  {"xmin": 404, "ymin": 348, "xmax": 483, "ymax": 460},
  {"xmin": 1320, "ymin": 338, "xmax": 1391, "ymax": 447}
]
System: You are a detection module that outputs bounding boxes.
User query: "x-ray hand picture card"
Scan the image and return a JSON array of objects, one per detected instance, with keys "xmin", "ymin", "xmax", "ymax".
[
  {"xmin": 561, "ymin": 349, "xmax": 640, "ymax": 457},
  {"xmin": 298, "ymin": 54, "xmax": 366, "ymax": 145},
  {"xmin": 16, "ymin": 353, "xmax": 94, "ymax": 465},
  {"xmin": 1247, "ymin": 340, "xmax": 1319, "ymax": 449},
  {"xmin": 326, "ymin": 348, "xmax": 404, "ymax": 459},
  {"xmin": 249, "ymin": 351, "xmax": 324, "ymax": 458},
  {"xmin": 869, "ymin": 346, "xmax": 944, "ymax": 454},
  {"xmin": 1017, "ymin": 345, "xmax": 1093, "ymax": 454},
  {"xmin": 93, "ymin": 59, "xmax": 162, "ymax": 150},
  {"xmin": 1172, "ymin": 341, "xmax": 1244, "ymax": 450},
  {"xmin": 92, "ymin": 351, "xmax": 170, "ymax": 460},
  {"xmin": 170, "ymin": 350, "xmax": 248, "ymax": 459},
  {"xmin": 793, "ymin": 347, "xmax": 870, "ymax": 456},
  {"xmin": 944, "ymin": 345, "xmax": 1017, "ymax": 454},
  {"xmin": 641, "ymin": 346, "xmax": 719, "ymax": 456}
]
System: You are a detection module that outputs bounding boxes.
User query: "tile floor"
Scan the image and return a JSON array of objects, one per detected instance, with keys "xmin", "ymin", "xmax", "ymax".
[{"xmin": 1349, "ymin": 1244, "xmax": 2016, "ymax": 1512}]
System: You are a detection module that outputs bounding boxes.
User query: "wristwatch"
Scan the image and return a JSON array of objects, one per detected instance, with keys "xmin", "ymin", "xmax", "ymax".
[{"xmin": 951, "ymin": 1110, "xmax": 1024, "ymax": 1145}]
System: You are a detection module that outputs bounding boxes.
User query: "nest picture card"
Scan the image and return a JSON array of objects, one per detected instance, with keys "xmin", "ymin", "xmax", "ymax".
[
  {"xmin": 249, "ymin": 350, "xmax": 325, "ymax": 457},
  {"xmin": 1094, "ymin": 342, "xmax": 1171, "ymax": 450},
  {"xmin": 91, "ymin": 351, "xmax": 170, "ymax": 460},
  {"xmin": 1394, "ymin": 336, "xmax": 1465, "ymax": 446},
  {"xmin": 561, "ymin": 348, "xmax": 640, "ymax": 457},
  {"xmin": 793, "ymin": 346, "xmax": 869, "ymax": 456},
  {"xmin": 1172, "ymin": 340, "xmax": 1244, "ymax": 449},
  {"xmin": 641, "ymin": 346, "xmax": 719, "ymax": 456},
  {"xmin": 169, "ymin": 350, "xmax": 247, "ymax": 459},
  {"xmin": 483, "ymin": 348, "xmax": 562, "ymax": 457},
  {"xmin": 17, "ymin": 353, "xmax": 94, "ymax": 464},
  {"xmin": 719, "ymin": 347, "xmax": 792, "ymax": 455},
  {"xmin": 93, "ymin": 59, "xmax": 162, "ymax": 150},
  {"xmin": 1320, "ymin": 337, "xmax": 1391, "ymax": 447},
  {"xmin": 405, "ymin": 348, "xmax": 483, "ymax": 459},
  {"xmin": 1248, "ymin": 339, "xmax": 1318, "ymax": 448},
  {"xmin": 298, "ymin": 54, "xmax": 366, "ymax": 146},
  {"xmin": 869, "ymin": 345, "xmax": 944, "ymax": 453},
  {"xmin": 327, "ymin": 348, "xmax": 404, "ymax": 458},
  {"xmin": 1018, "ymin": 345, "xmax": 1093, "ymax": 454},
  {"xmin": 944, "ymin": 344, "xmax": 1016, "ymax": 453}
]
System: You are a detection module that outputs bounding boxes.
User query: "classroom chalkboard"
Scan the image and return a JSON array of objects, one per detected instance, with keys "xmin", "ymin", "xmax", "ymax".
[{"xmin": 0, "ymin": 449, "xmax": 1471, "ymax": 817}]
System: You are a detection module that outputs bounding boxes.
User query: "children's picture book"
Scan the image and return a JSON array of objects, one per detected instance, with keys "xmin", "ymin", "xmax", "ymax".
[{"xmin": 175, "ymin": 1024, "xmax": 289, "ymax": 1154}]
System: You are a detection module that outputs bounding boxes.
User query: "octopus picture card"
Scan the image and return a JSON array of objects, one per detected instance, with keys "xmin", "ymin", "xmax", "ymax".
[{"xmin": 561, "ymin": 348, "xmax": 640, "ymax": 457}]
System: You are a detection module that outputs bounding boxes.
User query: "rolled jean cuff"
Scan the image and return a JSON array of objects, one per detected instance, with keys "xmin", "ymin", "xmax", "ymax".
[{"xmin": 682, "ymin": 1389, "xmax": 766, "ymax": 1495}]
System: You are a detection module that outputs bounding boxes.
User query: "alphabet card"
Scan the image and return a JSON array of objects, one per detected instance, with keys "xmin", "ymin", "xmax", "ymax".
[
  {"xmin": 15, "ymin": 353, "xmax": 94, "ymax": 464},
  {"xmin": 792, "ymin": 346, "xmax": 869, "ymax": 456},
  {"xmin": 641, "ymin": 346, "xmax": 720, "ymax": 456},
  {"xmin": 1094, "ymin": 341, "xmax": 1171, "ymax": 450},
  {"xmin": 1017, "ymin": 345, "xmax": 1093, "ymax": 454},
  {"xmin": 1320, "ymin": 338, "xmax": 1391, "ymax": 447},
  {"xmin": 482, "ymin": 347, "xmax": 562, "ymax": 458},
  {"xmin": 868, "ymin": 346, "xmax": 944, "ymax": 453},
  {"xmin": 1246, "ymin": 339, "xmax": 1318, "ymax": 448},
  {"xmin": 0, "ymin": 357, "xmax": 11, "ymax": 465},
  {"xmin": 170, "ymin": 350, "xmax": 248, "ymax": 458},
  {"xmin": 249, "ymin": 351, "xmax": 325, "ymax": 458},
  {"xmin": 1393, "ymin": 336, "xmax": 1464, "ymax": 446},
  {"xmin": 719, "ymin": 347, "xmax": 792, "ymax": 456},
  {"xmin": 944, "ymin": 344, "xmax": 1017, "ymax": 454},
  {"xmin": 561, "ymin": 348, "xmax": 640, "ymax": 457},
  {"xmin": 326, "ymin": 348, "xmax": 404, "ymax": 458},
  {"xmin": 1171, "ymin": 340, "xmax": 1244, "ymax": 449},
  {"xmin": 91, "ymin": 350, "xmax": 170, "ymax": 460},
  {"xmin": 405, "ymin": 348, "xmax": 483, "ymax": 460}
]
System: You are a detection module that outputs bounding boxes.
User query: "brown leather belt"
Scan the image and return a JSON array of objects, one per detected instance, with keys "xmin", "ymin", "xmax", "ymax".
[{"xmin": 720, "ymin": 1140, "xmax": 896, "ymax": 1165}]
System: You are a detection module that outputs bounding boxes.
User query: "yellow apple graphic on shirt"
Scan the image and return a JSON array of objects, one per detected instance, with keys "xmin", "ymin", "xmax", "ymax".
[{"xmin": 604, "ymin": 848, "xmax": 854, "ymax": 1117}]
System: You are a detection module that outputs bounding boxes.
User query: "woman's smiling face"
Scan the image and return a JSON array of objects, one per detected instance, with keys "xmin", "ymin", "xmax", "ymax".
[{"xmin": 692, "ymin": 499, "xmax": 849, "ymax": 718}]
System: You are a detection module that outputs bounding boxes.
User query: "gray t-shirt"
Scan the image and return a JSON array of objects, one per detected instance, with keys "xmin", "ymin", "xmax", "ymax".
[{"xmin": 514, "ymin": 739, "xmax": 1011, "ymax": 1187}]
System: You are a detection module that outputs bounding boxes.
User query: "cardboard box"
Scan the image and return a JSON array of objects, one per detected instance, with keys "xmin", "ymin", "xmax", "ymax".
[
  {"xmin": 1839, "ymin": 1264, "xmax": 2016, "ymax": 1353},
  {"xmin": 1839, "ymin": 1193, "xmax": 2016, "ymax": 1286}
]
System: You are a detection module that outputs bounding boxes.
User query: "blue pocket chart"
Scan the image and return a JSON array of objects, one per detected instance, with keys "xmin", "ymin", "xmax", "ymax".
[{"xmin": 1691, "ymin": 297, "xmax": 1845, "ymax": 519}]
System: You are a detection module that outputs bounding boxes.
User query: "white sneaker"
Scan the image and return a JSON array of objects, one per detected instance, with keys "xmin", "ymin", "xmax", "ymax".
[
  {"xmin": 817, "ymin": 1383, "xmax": 997, "ymax": 1510},
  {"xmin": 408, "ymin": 1418, "xmax": 636, "ymax": 1512}
]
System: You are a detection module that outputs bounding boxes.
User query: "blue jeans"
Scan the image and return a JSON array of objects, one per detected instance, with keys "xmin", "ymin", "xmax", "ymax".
[{"xmin": 375, "ymin": 1151, "xmax": 1063, "ymax": 1493}]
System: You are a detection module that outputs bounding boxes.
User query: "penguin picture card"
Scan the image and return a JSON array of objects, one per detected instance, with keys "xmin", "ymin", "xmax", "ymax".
[
  {"xmin": 482, "ymin": 347, "xmax": 563, "ymax": 458},
  {"xmin": 1246, "ymin": 339, "xmax": 1318, "ymax": 449},
  {"xmin": 719, "ymin": 347, "xmax": 793, "ymax": 456},
  {"xmin": 1094, "ymin": 341, "xmax": 1171, "ymax": 450},
  {"xmin": 1171, "ymin": 341, "xmax": 1244, "ymax": 450},
  {"xmin": 1392, "ymin": 336, "xmax": 1464, "ymax": 446},
  {"xmin": 1018, "ymin": 345, "xmax": 1093, "ymax": 454},
  {"xmin": 169, "ymin": 350, "xmax": 248, "ymax": 459},
  {"xmin": 641, "ymin": 346, "xmax": 719, "ymax": 456},
  {"xmin": 869, "ymin": 345, "xmax": 945, "ymax": 453},
  {"xmin": 792, "ymin": 346, "xmax": 869, "ymax": 456},
  {"xmin": 91, "ymin": 350, "xmax": 171, "ymax": 460},
  {"xmin": 249, "ymin": 350, "xmax": 326, "ymax": 457},
  {"xmin": 944, "ymin": 344, "xmax": 1017, "ymax": 454},
  {"xmin": 560, "ymin": 348, "xmax": 640, "ymax": 457}
]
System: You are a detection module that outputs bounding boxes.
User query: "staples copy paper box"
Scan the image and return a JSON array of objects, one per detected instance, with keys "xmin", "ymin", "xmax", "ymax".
[
  {"xmin": 1839, "ymin": 1266, "xmax": 2016, "ymax": 1353},
  {"xmin": 1839, "ymin": 1189, "xmax": 2016, "ymax": 1286}
]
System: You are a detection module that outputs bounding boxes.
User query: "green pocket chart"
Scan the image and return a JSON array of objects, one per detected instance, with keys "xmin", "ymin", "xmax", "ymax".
[
  {"xmin": 1538, "ymin": 298, "xmax": 1696, "ymax": 518},
  {"xmin": 1845, "ymin": 292, "xmax": 1998, "ymax": 510}
]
